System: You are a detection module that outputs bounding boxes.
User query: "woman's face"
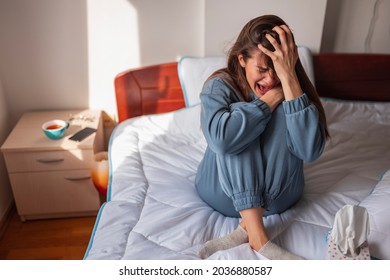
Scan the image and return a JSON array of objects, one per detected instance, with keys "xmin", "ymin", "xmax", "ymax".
[{"xmin": 239, "ymin": 51, "xmax": 280, "ymax": 98}]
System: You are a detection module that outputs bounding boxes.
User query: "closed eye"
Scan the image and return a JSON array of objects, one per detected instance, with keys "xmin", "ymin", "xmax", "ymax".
[{"xmin": 258, "ymin": 67, "xmax": 269, "ymax": 73}]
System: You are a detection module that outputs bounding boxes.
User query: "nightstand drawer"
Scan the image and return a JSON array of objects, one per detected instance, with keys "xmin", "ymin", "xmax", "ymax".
[
  {"xmin": 0, "ymin": 109, "xmax": 104, "ymax": 221},
  {"xmin": 9, "ymin": 169, "xmax": 100, "ymax": 216},
  {"xmin": 3, "ymin": 149, "xmax": 94, "ymax": 173}
]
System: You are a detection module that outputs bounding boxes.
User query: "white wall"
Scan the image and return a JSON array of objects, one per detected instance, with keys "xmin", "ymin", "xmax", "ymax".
[
  {"xmin": 321, "ymin": 0, "xmax": 390, "ymax": 53},
  {"xmin": 0, "ymin": 0, "xmax": 328, "ymax": 126},
  {"xmin": 130, "ymin": 0, "xmax": 205, "ymax": 66},
  {"xmin": 0, "ymin": 0, "xmax": 89, "ymax": 127},
  {"xmin": 0, "ymin": 0, "xmax": 89, "ymax": 223},
  {"xmin": 1, "ymin": 0, "xmax": 388, "ymax": 125},
  {"xmin": 87, "ymin": 0, "xmax": 140, "ymax": 119},
  {"xmin": 87, "ymin": 0, "xmax": 327, "ymax": 119},
  {"xmin": 87, "ymin": 0, "xmax": 205, "ymax": 118},
  {"xmin": 0, "ymin": 80, "xmax": 13, "ymax": 224},
  {"xmin": 205, "ymin": 0, "xmax": 327, "ymax": 55}
]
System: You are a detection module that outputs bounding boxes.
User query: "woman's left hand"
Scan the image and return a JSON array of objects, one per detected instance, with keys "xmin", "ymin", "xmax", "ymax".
[{"xmin": 258, "ymin": 25, "xmax": 298, "ymax": 83}]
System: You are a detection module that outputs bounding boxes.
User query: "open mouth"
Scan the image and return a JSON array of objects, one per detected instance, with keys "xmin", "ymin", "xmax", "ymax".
[{"xmin": 256, "ymin": 83, "xmax": 274, "ymax": 95}]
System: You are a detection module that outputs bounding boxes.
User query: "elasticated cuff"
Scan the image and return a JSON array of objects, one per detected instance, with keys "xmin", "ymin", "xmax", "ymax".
[
  {"xmin": 251, "ymin": 98, "xmax": 271, "ymax": 115},
  {"xmin": 231, "ymin": 190, "xmax": 266, "ymax": 212},
  {"xmin": 282, "ymin": 93, "xmax": 310, "ymax": 114}
]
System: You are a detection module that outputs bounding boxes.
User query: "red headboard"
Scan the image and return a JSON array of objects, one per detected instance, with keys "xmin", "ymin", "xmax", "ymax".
[
  {"xmin": 114, "ymin": 63, "xmax": 185, "ymax": 123},
  {"xmin": 313, "ymin": 54, "xmax": 390, "ymax": 101},
  {"xmin": 115, "ymin": 54, "xmax": 390, "ymax": 122}
]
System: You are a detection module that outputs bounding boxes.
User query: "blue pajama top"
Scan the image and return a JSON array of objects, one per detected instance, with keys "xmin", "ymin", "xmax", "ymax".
[{"xmin": 195, "ymin": 76, "xmax": 326, "ymax": 217}]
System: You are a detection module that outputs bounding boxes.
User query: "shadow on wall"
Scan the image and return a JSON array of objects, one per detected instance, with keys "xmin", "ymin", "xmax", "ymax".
[
  {"xmin": 321, "ymin": 0, "xmax": 389, "ymax": 53},
  {"xmin": 0, "ymin": 80, "xmax": 14, "ymax": 226},
  {"xmin": 320, "ymin": 0, "xmax": 342, "ymax": 53}
]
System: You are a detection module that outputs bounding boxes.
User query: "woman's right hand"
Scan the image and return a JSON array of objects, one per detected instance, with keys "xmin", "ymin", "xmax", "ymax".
[
  {"xmin": 258, "ymin": 25, "xmax": 298, "ymax": 83},
  {"xmin": 258, "ymin": 25, "xmax": 303, "ymax": 101},
  {"xmin": 260, "ymin": 85, "xmax": 284, "ymax": 112}
]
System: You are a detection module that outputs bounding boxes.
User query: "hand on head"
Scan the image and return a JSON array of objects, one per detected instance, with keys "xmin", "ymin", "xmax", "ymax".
[{"xmin": 258, "ymin": 25, "xmax": 298, "ymax": 82}]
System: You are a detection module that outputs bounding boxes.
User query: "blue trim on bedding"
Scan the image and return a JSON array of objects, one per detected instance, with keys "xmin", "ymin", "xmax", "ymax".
[
  {"xmin": 377, "ymin": 168, "xmax": 389, "ymax": 181},
  {"xmin": 106, "ymin": 125, "xmax": 119, "ymax": 202},
  {"xmin": 105, "ymin": 120, "xmax": 134, "ymax": 201},
  {"xmin": 177, "ymin": 56, "xmax": 193, "ymax": 108},
  {"xmin": 362, "ymin": 168, "xmax": 390, "ymax": 199},
  {"xmin": 83, "ymin": 202, "xmax": 108, "ymax": 259},
  {"xmin": 83, "ymin": 123, "xmax": 123, "ymax": 259}
]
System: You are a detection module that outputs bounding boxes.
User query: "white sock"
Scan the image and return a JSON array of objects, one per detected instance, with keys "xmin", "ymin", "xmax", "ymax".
[
  {"xmin": 258, "ymin": 241, "xmax": 305, "ymax": 260},
  {"xmin": 198, "ymin": 225, "xmax": 248, "ymax": 259}
]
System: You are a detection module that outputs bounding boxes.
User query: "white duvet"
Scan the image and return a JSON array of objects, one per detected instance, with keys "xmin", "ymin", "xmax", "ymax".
[{"xmin": 84, "ymin": 99, "xmax": 390, "ymax": 260}]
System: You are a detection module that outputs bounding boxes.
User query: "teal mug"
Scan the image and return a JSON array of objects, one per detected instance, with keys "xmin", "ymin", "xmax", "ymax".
[{"xmin": 42, "ymin": 120, "xmax": 69, "ymax": 140}]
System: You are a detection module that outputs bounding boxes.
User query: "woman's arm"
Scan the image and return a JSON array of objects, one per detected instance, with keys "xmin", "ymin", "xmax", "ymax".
[
  {"xmin": 283, "ymin": 94, "xmax": 326, "ymax": 162},
  {"xmin": 200, "ymin": 78, "xmax": 272, "ymax": 155},
  {"xmin": 258, "ymin": 25, "xmax": 326, "ymax": 161}
]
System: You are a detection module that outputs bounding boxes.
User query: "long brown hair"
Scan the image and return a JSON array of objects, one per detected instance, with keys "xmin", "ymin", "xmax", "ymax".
[{"xmin": 210, "ymin": 15, "xmax": 329, "ymax": 137}]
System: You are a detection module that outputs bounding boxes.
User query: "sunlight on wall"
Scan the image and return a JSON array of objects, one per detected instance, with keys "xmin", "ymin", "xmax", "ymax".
[
  {"xmin": 87, "ymin": 0, "xmax": 140, "ymax": 119},
  {"xmin": 205, "ymin": 0, "xmax": 327, "ymax": 55}
]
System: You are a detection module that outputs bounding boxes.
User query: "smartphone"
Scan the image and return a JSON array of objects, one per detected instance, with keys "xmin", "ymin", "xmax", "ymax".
[{"xmin": 69, "ymin": 127, "xmax": 97, "ymax": 142}]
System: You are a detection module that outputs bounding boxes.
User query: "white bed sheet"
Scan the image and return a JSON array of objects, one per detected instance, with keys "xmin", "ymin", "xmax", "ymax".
[{"xmin": 85, "ymin": 99, "xmax": 390, "ymax": 260}]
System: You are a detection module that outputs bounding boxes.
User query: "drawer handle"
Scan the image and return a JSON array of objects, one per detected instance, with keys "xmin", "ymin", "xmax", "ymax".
[
  {"xmin": 64, "ymin": 176, "xmax": 91, "ymax": 181},
  {"xmin": 37, "ymin": 158, "xmax": 65, "ymax": 163}
]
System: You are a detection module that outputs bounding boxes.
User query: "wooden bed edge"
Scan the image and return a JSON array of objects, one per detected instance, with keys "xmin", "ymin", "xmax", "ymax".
[{"xmin": 115, "ymin": 54, "xmax": 390, "ymax": 122}]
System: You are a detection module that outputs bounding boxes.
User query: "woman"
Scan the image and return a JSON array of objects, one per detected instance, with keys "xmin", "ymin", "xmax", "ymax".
[{"xmin": 195, "ymin": 15, "xmax": 328, "ymax": 259}]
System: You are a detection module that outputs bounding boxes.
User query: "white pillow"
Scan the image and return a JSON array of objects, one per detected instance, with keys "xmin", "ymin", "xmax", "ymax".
[
  {"xmin": 178, "ymin": 46, "xmax": 315, "ymax": 108},
  {"xmin": 297, "ymin": 45, "xmax": 315, "ymax": 85},
  {"xmin": 178, "ymin": 56, "xmax": 226, "ymax": 107}
]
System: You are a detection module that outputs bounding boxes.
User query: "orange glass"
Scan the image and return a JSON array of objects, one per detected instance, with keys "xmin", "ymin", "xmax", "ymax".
[{"xmin": 91, "ymin": 152, "xmax": 109, "ymax": 197}]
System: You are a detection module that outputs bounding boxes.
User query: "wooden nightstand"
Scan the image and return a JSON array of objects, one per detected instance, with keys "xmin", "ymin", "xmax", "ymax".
[{"xmin": 1, "ymin": 109, "xmax": 104, "ymax": 221}]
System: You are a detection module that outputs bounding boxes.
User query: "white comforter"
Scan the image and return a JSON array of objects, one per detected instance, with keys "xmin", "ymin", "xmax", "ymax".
[{"xmin": 85, "ymin": 99, "xmax": 390, "ymax": 260}]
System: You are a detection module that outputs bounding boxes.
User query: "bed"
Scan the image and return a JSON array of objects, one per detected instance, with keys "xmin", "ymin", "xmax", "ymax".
[{"xmin": 84, "ymin": 48, "xmax": 390, "ymax": 260}]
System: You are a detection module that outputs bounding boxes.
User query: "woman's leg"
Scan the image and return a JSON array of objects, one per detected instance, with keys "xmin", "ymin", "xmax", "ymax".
[
  {"xmin": 198, "ymin": 208, "xmax": 270, "ymax": 259},
  {"xmin": 198, "ymin": 140, "xmax": 267, "ymax": 258},
  {"xmin": 239, "ymin": 207, "xmax": 304, "ymax": 259},
  {"xmin": 197, "ymin": 141, "xmax": 305, "ymax": 259},
  {"xmin": 198, "ymin": 224, "xmax": 248, "ymax": 259},
  {"xmin": 215, "ymin": 140, "xmax": 266, "ymax": 213},
  {"xmin": 195, "ymin": 150, "xmax": 241, "ymax": 218},
  {"xmin": 239, "ymin": 207, "xmax": 269, "ymax": 251}
]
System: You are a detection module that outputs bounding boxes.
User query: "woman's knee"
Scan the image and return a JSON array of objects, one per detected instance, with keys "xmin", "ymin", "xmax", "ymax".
[
  {"xmin": 265, "ymin": 184, "xmax": 304, "ymax": 215},
  {"xmin": 195, "ymin": 181, "xmax": 240, "ymax": 218}
]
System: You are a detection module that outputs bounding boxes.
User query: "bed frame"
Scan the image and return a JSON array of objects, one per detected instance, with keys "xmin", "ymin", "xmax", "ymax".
[{"xmin": 114, "ymin": 54, "xmax": 390, "ymax": 122}]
